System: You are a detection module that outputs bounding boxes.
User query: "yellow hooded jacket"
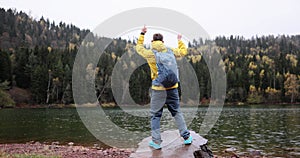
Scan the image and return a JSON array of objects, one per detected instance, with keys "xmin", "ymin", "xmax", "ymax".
[{"xmin": 135, "ymin": 34, "xmax": 188, "ymax": 90}]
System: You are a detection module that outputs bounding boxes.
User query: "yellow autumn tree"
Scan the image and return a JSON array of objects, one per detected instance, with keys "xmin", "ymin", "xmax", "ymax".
[
  {"xmin": 248, "ymin": 61, "xmax": 257, "ymax": 70},
  {"xmin": 286, "ymin": 54, "xmax": 298, "ymax": 67},
  {"xmin": 247, "ymin": 85, "xmax": 264, "ymax": 104},
  {"xmin": 265, "ymin": 87, "xmax": 280, "ymax": 103},
  {"xmin": 284, "ymin": 73, "xmax": 299, "ymax": 103}
]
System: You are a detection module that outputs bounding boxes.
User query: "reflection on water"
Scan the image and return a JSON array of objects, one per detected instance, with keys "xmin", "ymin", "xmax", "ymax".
[{"xmin": 0, "ymin": 105, "xmax": 299, "ymax": 157}]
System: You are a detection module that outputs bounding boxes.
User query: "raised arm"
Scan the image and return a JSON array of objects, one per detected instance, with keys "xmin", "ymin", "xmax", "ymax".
[
  {"xmin": 172, "ymin": 34, "xmax": 188, "ymax": 57},
  {"xmin": 135, "ymin": 26, "xmax": 155, "ymax": 60}
]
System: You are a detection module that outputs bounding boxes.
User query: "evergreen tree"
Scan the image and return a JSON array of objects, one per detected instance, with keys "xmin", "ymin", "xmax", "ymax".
[
  {"xmin": 0, "ymin": 50, "xmax": 12, "ymax": 84},
  {"xmin": 31, "ymin": 65, "xmax": 48, "ymax": 103}
]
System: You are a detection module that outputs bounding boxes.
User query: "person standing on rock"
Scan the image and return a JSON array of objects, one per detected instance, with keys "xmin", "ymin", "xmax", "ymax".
[{"xmin": 135, "ymin": 25, "xmax": 192, "ymax": 149}]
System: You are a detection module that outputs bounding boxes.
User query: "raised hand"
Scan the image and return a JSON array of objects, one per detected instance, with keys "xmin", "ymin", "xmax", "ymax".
[
  {"xmin": 177, "ymin": 34, "xmax": 182, "ymax": 41},
  {"xmin": 142, "ymin": 25, "xmax": 147, "ymax": 34}
]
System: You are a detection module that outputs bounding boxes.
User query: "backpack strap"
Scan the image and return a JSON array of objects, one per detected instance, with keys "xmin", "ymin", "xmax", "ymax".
[
  {"xmin": 152, "ymin": 49, "xmax": 158, "ymax": 54},
  {"xmin": 152, "ymin": 48, "xmax": 173, "ymax": 54},
  {"xmin": 166, "ymin": 48, "xmax": 175, "ymax": 56}
]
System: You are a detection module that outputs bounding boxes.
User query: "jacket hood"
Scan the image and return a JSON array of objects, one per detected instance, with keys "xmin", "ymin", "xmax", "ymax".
[{"xmin": 151, "ymin": 41, "xmax": 167, "ymax": 52}]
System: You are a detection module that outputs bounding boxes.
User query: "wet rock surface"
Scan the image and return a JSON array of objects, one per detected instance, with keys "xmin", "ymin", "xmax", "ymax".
[{"xmin": 130, "ymin": 130, "xmax": 208, "ymax": 158}]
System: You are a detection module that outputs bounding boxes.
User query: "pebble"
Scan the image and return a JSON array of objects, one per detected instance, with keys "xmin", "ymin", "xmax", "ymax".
[
  {"xmin": 51, "ymin": 141, "xmax": 59, "ymax": 145},
  {"xmin": 225, "ymin": 147, "xmax": 237, "ymax": 152},
  {"xmin": 249, "ymin": 150, "xmax": 262, "ymax": 156},
  {"xmin": 68, "ymin": 142, "xmax": 74, "ymax": 146}
]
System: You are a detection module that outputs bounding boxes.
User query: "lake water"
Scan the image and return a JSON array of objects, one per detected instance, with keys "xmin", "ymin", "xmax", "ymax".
[{"xmin": 0, "ymin": 105, "xmax": 299, "ymax": 157}]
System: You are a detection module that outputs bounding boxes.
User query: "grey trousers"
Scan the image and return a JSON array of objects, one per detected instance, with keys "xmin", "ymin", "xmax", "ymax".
[{"xmin": 150, "ymin": 88, "xmax": 190, "ymax": 144}]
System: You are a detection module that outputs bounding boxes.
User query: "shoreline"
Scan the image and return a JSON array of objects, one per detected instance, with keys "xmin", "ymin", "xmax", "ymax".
[
  {"xmin": 0, "ymin": 142, "xmax": 133, "ymax": 158},
  {"xmin": 1, "ymin": 142, "xmax": 287, "ymax": 158},
  {"xmin": 2, "ymin": 102, "xmax": 299, "ymax": 109}
]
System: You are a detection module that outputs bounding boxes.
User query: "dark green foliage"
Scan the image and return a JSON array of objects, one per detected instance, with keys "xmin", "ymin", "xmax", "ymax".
[
  {"xmin": 30, "ymin": 65, "xmax": 48, "ymax": 103},
  {"xmin": 14, "ymin": 48, "xmax": 30, "ymax": 88},
  {"xmin": 129, "ymin": 64, "xmax": 151, "ymax": 105},
  {"xmin": 0, "ymin": 50, "xmax": 12, "ymax": 84},
  {"xmin": 0, "ymin": 81, "xmax": 15, "ymax": 107},
  {"xmin": 0, "ymin": 89, "xmax": 15, "ymax": 108}
]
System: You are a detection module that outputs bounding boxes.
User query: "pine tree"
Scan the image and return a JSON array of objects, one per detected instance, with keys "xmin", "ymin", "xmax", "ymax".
[
  {"xmin": 15, "ymin": 48, "xmax": 30, "ymax": 88},
  {"xmin": 0, "ymin": 50, "xmax": 12, "ymax": 84},
  {"xmin": 31, "ymin": 65, "xmax": 48, "ymax": 103}
]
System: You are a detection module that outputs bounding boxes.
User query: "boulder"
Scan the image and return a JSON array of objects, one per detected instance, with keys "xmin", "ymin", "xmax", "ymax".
[{"xmin": 130, "ymin": 130, "xmax": 210, "ymax": 158}]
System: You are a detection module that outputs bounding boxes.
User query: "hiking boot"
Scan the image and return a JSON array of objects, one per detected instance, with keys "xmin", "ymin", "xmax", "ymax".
[
  {"xmin": 149, "ymin": 141, "xmax": 161, "ymax": 149},
  {"xmin": 184, "ymin": 135, "xmax": 193, "ymax": 145}
]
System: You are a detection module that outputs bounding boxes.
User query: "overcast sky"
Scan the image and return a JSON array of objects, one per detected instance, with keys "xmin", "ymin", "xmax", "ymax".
[{"xmin": 1, "ymin": 0, "xmax": 299, "ymax": 40}]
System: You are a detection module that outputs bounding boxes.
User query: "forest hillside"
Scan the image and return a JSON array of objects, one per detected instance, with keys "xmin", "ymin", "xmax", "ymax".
[{"xmin": 0, "ymin": 8, "xmax": 300, "ymax": 107}]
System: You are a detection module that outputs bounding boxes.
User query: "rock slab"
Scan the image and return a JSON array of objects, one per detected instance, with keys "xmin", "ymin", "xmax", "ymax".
[{"xmin": 130, "ymin": 130, "xmax": 208, "ymax": 158}]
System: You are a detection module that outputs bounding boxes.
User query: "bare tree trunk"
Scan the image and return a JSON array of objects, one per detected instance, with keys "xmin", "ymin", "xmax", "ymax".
[
  {"xmin": 121, "ymin": 80, "xmax": 129, "ymax": 104},
  {"xmin": 56, "ymin": 87, "xmax": 59, "ymax": 103},
  {"xmin": 97, "ymin": 77, "xmax": 111, "ymax": 103},
  {"xmin": 46, "ymin": 72, "xmax": 51, "ymax": 104},
  {"xmin": 273, "ymin": 71, "xmax": 276, "ymax": 88}
]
